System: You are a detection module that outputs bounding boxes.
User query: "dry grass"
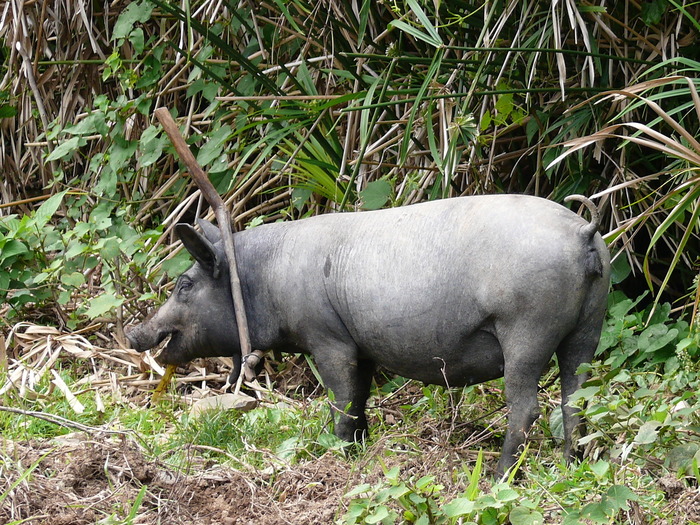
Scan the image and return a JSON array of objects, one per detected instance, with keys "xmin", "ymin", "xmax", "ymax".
[
  {"xmin": 0, "ymin": 321, "xmax": 235, "ymax": 411},
  {"xmin": 1, "ymin": 1, "xmax": 696, "ymax": 210},
  {"xmin": 2, "ymin": 1, "xmax": 698, "ymax": 314}
]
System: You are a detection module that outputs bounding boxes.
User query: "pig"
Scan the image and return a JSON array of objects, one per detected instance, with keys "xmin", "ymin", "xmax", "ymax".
[{"xmin": 126, "ymin": 194, "xmax": 610, "ymax": 475}]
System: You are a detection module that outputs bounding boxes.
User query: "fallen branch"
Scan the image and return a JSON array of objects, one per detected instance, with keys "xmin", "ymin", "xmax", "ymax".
[{"xmin": 0, "ymin": 405, "xmax": 147, "ymax": 445}]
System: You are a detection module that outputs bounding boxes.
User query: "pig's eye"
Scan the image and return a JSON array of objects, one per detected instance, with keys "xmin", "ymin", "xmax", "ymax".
[{"xmin": 178, "ymin": 278, "xmax": 193, "ymax": 294}]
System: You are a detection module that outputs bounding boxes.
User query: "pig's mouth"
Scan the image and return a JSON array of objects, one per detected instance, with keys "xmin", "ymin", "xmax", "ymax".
[{"xmin": 127, "ymin": 327, "xmax": 188, "ymax": 365}]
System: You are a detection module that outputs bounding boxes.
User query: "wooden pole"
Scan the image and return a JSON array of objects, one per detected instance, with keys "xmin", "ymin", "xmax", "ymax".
[{"xmin": 154, "ymin": 107, "xmax": 257, "ymax": 382}]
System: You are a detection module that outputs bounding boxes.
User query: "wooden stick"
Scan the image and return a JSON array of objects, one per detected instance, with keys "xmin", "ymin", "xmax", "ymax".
[{"xmin": 154, "ymin": 107, "xmax": 256, "ymax": 382}]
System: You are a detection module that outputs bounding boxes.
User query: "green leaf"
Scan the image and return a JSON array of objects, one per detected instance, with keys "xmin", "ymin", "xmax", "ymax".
[
  {"xmin": 608, "ymin": 292, "xmax": 647, "ymax": 319},
  {"xmin": 384, "ymin": 466, "xmax": 400, "ymax": 482},
  {"xmin": 634, "ymin": 420, "xmax": 661, "ymax": 445},
  {"xmin": 606, "ymin": 485, "xmax": 638, "ymax": 510},
  {"xmin": 317, "ymin": 432, "xmax": 349, "ymax": 449},
  {"xmin": 85, "ymin": 293, "xmax": 124, "ymax": 319},
  {"xmin": 89, "ymin": 203, "xmax": 114, "ymax": 231},
  {"xmin": 415, "ymin": 475, "xmax": 436, "ymax": 491},
  {"xmin": 100, "ymin": 237, "xmax": 122, "ymax": 260},
  {"xmin": 65, "ymin": 111, "xmax": 109, "ymax": 136},
  {"xmin": 275, "ymin": 436, "xmax": 300, "ymax": 460},
  {"xmin": 443, "ymin": 497, "xmax": 475, "ymax": 518},
  {"xmin": 60, "ymin": 272, "xmax": 86, "ymax": 287},
  {"xmin": 130, "ymin": 27, "xmax": 145, "ymax": 54},
  {"xmin": 112, "ymin": 0, "xmax": 154, "ymax": 41},
  {"xmin": 610, "ymin": 254, "xmax": 631, "ymax": 284},
  {"xmin": 589, "ymin": 460, "xmax": 610, "ymax": 479},
  {"xmin": 187, "ymin": 78, "xmax": 219, "ymax": 102},
  {"xmin": 32, "ymin": 271, "xmax": 51, "ymax": 285},
  {"xmin": 581, "ymin": 501, "xmax": 609, "ymax": 523},
  {"xmin": 414, "ymin": 515, "xmax": 430, "ymax": 525},
  {"xmin": 638, "ymin": 324, "xmax": 678, "ymax": 353},
  {"xmin": 388, "ymin": 19, "xmax": 441, "ymax": 48},
  {"xmin": 510, "ymin": 506, "xmax": 544, "ymax": 525},
  {"xmin": 197, "ymin": 125, "xmax": 232, "ymax": 166},
  {"xmin": 108, "ymin": 138, "xmax": 138, "ymax": 175},
  {"xmin": 495, "ymin": 93, "xmax": 514, "ymax": 121},
  {"xmin": 0, "ymin": 104, "xmax": 17, "ymax": 118},
  {"xmin": 65, "ymin": 240, "xmax": 88, "ymax": 259},
  {"xmin": 406, "ymin": 0, "xmax": 443, "ymax": 46},
  {"xmin": 641, "ymin": 0, "xmax": 666, "ymax": 25},
  {"xmin": 365, "ymin": 506, "xmax": 391, "ymax": 524},
  {"xmin": 568, "ymin": 385, "xmax": 600, "ymax": 404},
  {"xmin": 0, "ymin": 239, "xmax": 28, "ymax": 263},
  {"xmin": 161, "ymin": 246, "xmax": 194, "ymax": 278},
  {"xmin": 139, "ymin": 125, "xmax": 167, "ymax": 167},
  {"xmin": 383, "ymin": 483, "xmax": 410, "ymax": 500},
  {"xmin": 549, "ymin": 406, "xmax": 564, "ymax": 440},
  {"xmin": 359, "ymin": 180, "xmax": 392, "ymax": 210},
  {"xmin": 33, "ymin": 191, "xmax": 68, "ymax": 229},
  {"xmin": 495, "ymin": 488, "xmax": 519, "ymax": 502},
  {"xmin": 562, "ymin": 513, "xmax": 586, "ymax": 525},
  {"xmin": 46, "ymin": 137, "xmax": 84, "ymax": 161},
  {"xmin": 344, "ymin": 483, "xmax": 372, "ymax": 498}
]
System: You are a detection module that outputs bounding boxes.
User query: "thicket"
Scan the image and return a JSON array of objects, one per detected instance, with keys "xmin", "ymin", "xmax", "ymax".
[
  {"xmin": 1, "ymin": 0, "xmax": 700, "ymax": 523},
  {"xmin": 1, "ymin": 0, "xmax": 698, "ymax": 327}
]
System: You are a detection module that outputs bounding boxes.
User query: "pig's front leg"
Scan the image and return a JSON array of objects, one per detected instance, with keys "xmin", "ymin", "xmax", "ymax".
[{"xmin": 312, "ymin": 340, "xmax": 375, "ymax": 442}]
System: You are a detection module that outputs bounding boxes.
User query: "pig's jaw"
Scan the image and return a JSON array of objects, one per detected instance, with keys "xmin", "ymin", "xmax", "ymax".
[{"xmin": 155, "ymin": 331, "xmax": 191, "ymax": 365}]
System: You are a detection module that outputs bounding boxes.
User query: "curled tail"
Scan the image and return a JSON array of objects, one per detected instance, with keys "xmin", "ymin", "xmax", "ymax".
[
  {"xmin": 564, "ymin": 194, "xmax": 601, "ymax": 240},
  {"xmin": 564, "ymin": 195, "xmax": 604, "ymax": 278}
]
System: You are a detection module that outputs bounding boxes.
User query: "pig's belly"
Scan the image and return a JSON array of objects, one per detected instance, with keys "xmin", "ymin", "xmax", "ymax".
[{"xmin": 369, "ymin": 330, "xmax": 505, "ymax": 387}]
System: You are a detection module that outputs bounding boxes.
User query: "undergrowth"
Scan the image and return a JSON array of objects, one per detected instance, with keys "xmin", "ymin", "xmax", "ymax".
[{"xmin": 1, "ymin": 290, "xmax": 699, "ymax": 523}]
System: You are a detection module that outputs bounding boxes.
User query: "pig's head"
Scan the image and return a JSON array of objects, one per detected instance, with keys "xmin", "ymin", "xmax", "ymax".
[{"xmin": 125, "ymin": 220, "xmax": 239, "ymax": 365}]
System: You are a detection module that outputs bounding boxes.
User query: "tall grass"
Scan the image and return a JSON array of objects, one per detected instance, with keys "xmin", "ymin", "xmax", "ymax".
[{"xmin": 1, "ymin": 0, "xmax": 699, "ymax": 322}]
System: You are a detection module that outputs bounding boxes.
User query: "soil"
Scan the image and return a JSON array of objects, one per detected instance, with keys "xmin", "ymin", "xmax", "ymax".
[
  {"xmin": 5, "ymin": 433, "xmax": 700, "ymax": 525},
  {"xmin": 1, "ymin": 341, "xmax": 698, "ymax": 524},
  {"xmin": 1, "ymin": 434, "xmax": 353, "ymax": 525},
  {"xmin": 4, "ymin": 420, "xmax": 700, "ymax": 524}
]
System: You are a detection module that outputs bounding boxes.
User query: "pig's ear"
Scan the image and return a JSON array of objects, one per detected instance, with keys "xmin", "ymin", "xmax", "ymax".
[
  {"xmin": 196, "ymin": 219, "xmax": 222, "ymax": 244},
  {"xmin": 174, "ymin": 223, "xmax": 223, "ymax": 279}
]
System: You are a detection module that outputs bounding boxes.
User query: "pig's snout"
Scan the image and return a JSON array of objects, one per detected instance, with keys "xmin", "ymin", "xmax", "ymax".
[{"xmin": 125, "ymin": 323, "xmax": 170, "ymax": 353}]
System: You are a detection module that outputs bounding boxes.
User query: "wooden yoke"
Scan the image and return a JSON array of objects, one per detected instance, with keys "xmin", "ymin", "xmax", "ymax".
[{"xmin": 154, "ymin": 107, "xmax": 260, "ymax": 387}]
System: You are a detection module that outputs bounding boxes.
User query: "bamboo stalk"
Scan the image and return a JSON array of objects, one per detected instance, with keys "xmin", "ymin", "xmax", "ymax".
[{"xmin": 154, "ymin": 107, "xmax": 257, "ymax": 384}]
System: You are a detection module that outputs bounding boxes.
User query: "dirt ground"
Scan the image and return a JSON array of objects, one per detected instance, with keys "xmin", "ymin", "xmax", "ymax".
[
  {"xmin": 2, "ymin": 327, "xmax": 699, "ymax": 524},
  {"xmin": 4, "ymin": 433, "xmax": 700, "ymax": 525},
  {"xmin": 1, "ymin": 433, "xmax": 355, "ymax": 525}
]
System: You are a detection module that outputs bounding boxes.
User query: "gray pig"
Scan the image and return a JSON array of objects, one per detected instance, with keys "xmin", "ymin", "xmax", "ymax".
[{"xmin": 126, "ymin": 194, "xmax": 610, "ymax": 475}]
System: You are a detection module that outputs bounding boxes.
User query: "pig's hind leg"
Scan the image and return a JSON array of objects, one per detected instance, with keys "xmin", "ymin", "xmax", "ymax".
[
  {"xmin": 497, "ymin": 329, "xmax": 561, "ymax": 476},
  {"xmin": 555, "ymin": 320, "xmax": 604, "ymax": 463}
]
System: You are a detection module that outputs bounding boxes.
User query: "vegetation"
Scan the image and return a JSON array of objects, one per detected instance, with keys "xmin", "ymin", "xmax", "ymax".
[{"xmin": 1, "ymin": 0, "xmax": 700, "ymax": 523}]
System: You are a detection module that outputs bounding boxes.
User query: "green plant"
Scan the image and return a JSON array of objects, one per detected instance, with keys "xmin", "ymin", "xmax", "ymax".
[
  {"xmin": 340, "ymin": 466, "xmax": 448, "ymax": 524},
  {"xmin": 550, "ymin": 67, "xmax": 700, "ymax": 311},
  {"xmin": 339, "ymin": 456, "xmax": 546, "ymax": 525},
  {"xmin": 570, "ymin": 291, "xmax": 700, "ymax": 475},
  {"xmin": 95, "ymin": 485, "xmax": 148, "ymax": 525},
  {"xmin": 3, "ymin": 0, "xmax": 700, "ymax": 328},
  {"xmin": 168, "ymin": 397, "xmax": 346, "ymax": 470},
  {"xmin": 0, "ymin": 186, "xmax": 169, "ymax": 328},
  {"xmin": 558, "ymin": 460, "xmax": 641, "ymax": 525}
]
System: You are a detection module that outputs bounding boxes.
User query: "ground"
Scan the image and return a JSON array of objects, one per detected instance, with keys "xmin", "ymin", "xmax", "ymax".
[
  {"xmin": 1, "ymin": 434, "xmax": 352, "ymax": 524},
  {"xmin": 2, "ymin": 323, "xmax": 700, "ymax": 524},
  {"xmin": 4, "ymin": 433, "xmax": 700, "ymax": 524}
]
